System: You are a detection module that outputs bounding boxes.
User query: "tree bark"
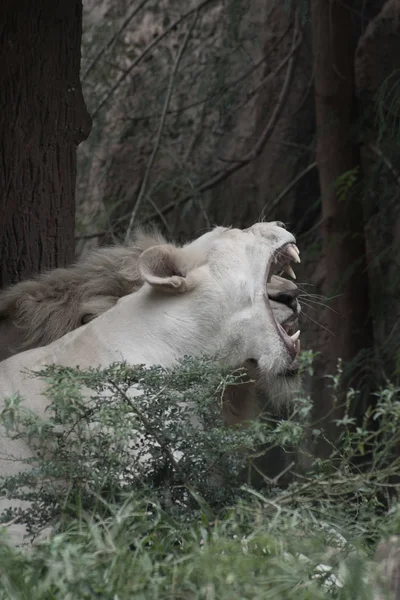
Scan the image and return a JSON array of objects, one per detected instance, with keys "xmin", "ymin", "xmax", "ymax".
[
  {"xmin": 0, "ymin": 0, "xmax": 91, "ymax": 288},
  {"xmin": 311, "ymin": 1, "xmax": 373, "ymax": 422}
]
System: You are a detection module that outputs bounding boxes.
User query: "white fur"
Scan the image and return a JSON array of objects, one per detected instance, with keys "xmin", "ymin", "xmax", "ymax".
[{"xmin": 0, "ymin": 222, "xmax": 298, "ymax": 544}]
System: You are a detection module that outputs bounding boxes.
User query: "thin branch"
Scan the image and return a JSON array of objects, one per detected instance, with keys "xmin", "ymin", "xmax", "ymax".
[
  {"xmin": 140, "ymin": 12, "xmax": 303, "ymax": 225},
  {"xmin": 232, "ymin": 28, "xmax": 295, "ymax": 115},
  {"xmin": 3, "ymin": 514, "xmax": 21, "ymax": 528},
  {"xmin": 217, "ymin": 41, "xmax": 304, "ymax": 163},
  {"xmin": 368, "ymin": 142, "xmax": 400, "ymax": 187},
  {"xmin": 75, "ymin": 231, "xmax": 107, "ymax": 241},
  {"xmin": 91, "ymin": 0, "xmax": 216, "ymax": 120},
  {"xmin": 111, "ymin": 381, "xmax": 212, "ymax": 516},
  {"xmin": 146, "ymin": 194, "xmax": 172, "ymax": 236},
  {"xmin": 113, "ymin": 384, "xmax": 182, "ymax": 473},
  {"xmin": 83, "ymin": 0, "xmax": 151, "ymax": 81},
  {"xmin": 125, "ymin": 13, "xmax": 198, "ymax": 242},
  {"xmin": 261, "ymin": 161, "xmax": 317, "ymax": 220},
  {"xmin": 296, "ymin": 215, "xmax": 328, "ymax": 240},
  {"xmin": 183, "ymin": 101, "xmax": 207, "ymax": 164}
]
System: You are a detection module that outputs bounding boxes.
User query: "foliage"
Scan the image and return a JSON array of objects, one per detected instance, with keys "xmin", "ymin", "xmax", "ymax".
[
  {"xmin": 334, "ymin": 167, "xmax": 360, "ymax": 203},
  {"xmin": 0, "ymin": 355, "xmax": 400, "ymax": 597},
  {"xmin": 375, "ymin": 69, "xmax": 400, "ymax": 143}
]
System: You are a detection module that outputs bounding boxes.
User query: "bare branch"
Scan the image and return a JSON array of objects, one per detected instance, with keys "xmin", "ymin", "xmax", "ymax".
[
  {"xmin": 83, "ymin": 0, "xmax": 151, "ymax": 82},
  {"xmin": 91, "ymin": 0, "xmax": 217, "ymax": 120},
  {"xmin": 146, "ymin": 192, "xmax": 173, "ymax": 236},
  {"xmin": 261, "ymin": 161, "xmax": 317, "ymax": 220},
  {"xmin": 141, "ymin": 12, "xmax": 302, "ymax": 225},
  {"xmin": 183, "ymin": 102, "xmax": 207, "ymax": 164},
  {"xmin": 125, "ymin": 13, "xmax": 198, "ymax": 241},
  {"xmin": 111, "ymin": 380, "xmax": 212, "ymax": 515},
  {"xmin": 75, "ymin": 231, "xmax": 107, "ymax": 241},
  {"xmin": 368, "ymin": 142, "xmax": 400, "ymax": 187}
]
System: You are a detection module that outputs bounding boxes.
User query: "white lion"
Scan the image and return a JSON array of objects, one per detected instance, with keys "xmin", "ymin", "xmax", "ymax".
[
  {"xmin": 0, "ymin": 225, "xmax": 301, "ymax": 423},
  {"xmin": 0, "ymin": 222, "xmax": 301, "ymax": 544}
]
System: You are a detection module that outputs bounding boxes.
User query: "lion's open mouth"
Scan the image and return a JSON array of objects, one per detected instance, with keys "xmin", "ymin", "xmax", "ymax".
[{"xmin": 266, "ymin": 242, "xmax": 301, "ymax": 374}]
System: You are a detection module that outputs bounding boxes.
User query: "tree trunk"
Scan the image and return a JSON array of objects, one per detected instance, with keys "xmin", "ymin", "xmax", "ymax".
[
  {"xmin": 311, "ymin": 1, "xmax": 373, "ymax": 426},
  {"xmin": 0, "ymin": 0, "xmax": 91, "ymax": 288}
]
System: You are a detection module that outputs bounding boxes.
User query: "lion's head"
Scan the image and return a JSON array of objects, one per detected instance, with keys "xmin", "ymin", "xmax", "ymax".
[{"xmin": 154, "ymin": 222, "xmax": 301, "ymax": 379}]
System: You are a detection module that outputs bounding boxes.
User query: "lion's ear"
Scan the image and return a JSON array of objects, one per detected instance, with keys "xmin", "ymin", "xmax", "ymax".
[{"xmin": 138, "ymin": 245, "xmax": 189, "ymax": 293}]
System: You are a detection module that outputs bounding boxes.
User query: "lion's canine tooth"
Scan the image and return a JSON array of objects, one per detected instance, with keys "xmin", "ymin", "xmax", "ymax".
[
  {"xmin": 283, "ymin": 264, "xmax": 296, "ymax": 279},
  {"xmin": 290, "ymin": 330, "xmax": 300, "ymax": 343},
  {"xmin": 295, "ymin": 339, "xmax": 301, "ymax": 354},
  {"xmin": 287, "ymin": 245, "xmax": 301, "ymax": 263}
]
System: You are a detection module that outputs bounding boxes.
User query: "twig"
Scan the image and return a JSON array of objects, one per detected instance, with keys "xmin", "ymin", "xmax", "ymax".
[
  {"xmin": 247, "ymin": 458, "xmax": 295, "ymax": 486},
  {"xmin": 261, "ymin": 161, "xmax": 317, "ymax": 219},
  {"xmin": 75, "ymin": 231, "xmax": 107, "ymax": 241},
  {"xmin": 111, "ymin": 381, "xmax": 212, "ymax": 516},
  {"xmin": 113, "ymin": 384, "xmax": 180, "ymax": 471},
  {"xmin": 3, "ymin": 514, "xmax": 21, "ymax": 528},
  {"xmin": 83, "ymin": 0, "xmax": 151, "ymax": 81},
  {"xmin": 212, "ymin": 27, "xmax": 299, "ymax": 157},
  {"xmin": 232, "ymin": 25, "xmax": 295, "ymax": 115},
  {"xmin": 183, "ymin": 101, "xmax": 207, "ymax": 164},
  {"xmin": 124, "ymin": 13, "xmax": 198, "ymax": 241},
  {"xmin": 297, "ymin": 215, "xmax": 327, "ymax": 240},
  {"xmin": 140, "ymin": 11, "xmax": 302, "ymax": 225},
  {"xmin": 146, "ymin": 194, "xmax": 172, "ymax": 236},
  {"xmin": 368, "ymin": 142, "xmax": 400, "ymax": 187},
  {"xmin": 91, "ymin": 0, "xmax": 216, "ymax": 120}
]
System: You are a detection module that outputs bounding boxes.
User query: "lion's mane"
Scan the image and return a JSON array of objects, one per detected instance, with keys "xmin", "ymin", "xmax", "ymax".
[{"xmin": 0, "ymin": 229, "xmax": 167, "ymax": 360}]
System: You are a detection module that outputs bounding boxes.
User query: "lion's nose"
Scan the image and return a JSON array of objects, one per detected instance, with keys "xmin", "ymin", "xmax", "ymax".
[{"xmin": 273, "ymin": 221, "xmax": 286, "ymax": 230}]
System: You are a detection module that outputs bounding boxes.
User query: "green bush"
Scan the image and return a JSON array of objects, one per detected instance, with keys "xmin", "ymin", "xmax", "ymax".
[{"xmin": 0, "ymin": 355, "xmax": 399, "ymax": 598}]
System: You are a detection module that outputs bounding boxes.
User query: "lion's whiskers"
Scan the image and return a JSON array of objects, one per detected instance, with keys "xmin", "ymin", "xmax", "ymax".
[{"xmin": 299, "ymin": 310, "xmax": 335, "ymax": 336}]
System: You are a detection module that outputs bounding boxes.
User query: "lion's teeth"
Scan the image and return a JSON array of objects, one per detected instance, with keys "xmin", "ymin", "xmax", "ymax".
[
  {"xmin": 287, "ymin": 245, "xmax": 301, "ymax": 263},
  {"xmin": 283, "ymin": 264, "xmax": 296, "ymax": 279},
  {"xmin": 295, "ymin": 339, "xmax": 301, "ymax": 355},
  {"xmin": 290, "ymin": 330, "xmax": 300, "ymax": 343}
]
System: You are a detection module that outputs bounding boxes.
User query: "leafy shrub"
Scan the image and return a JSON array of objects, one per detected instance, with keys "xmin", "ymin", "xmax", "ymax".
[{"xmin": 0, "ymin": 354, "xmax": 399, "ymax": 598}]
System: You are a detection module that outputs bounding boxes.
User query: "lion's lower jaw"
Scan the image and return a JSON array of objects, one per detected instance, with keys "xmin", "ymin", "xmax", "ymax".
[
  {"xmin": 261, "ymin": 373, "xmax": 301, "ymax": 407},
  {"xmin": 257, "ymin": 346, "xmax": 298, "ymax": 375},
  {"xmin": 255, "ymin": 353, "xmax": 301, "ymax": 407}
]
